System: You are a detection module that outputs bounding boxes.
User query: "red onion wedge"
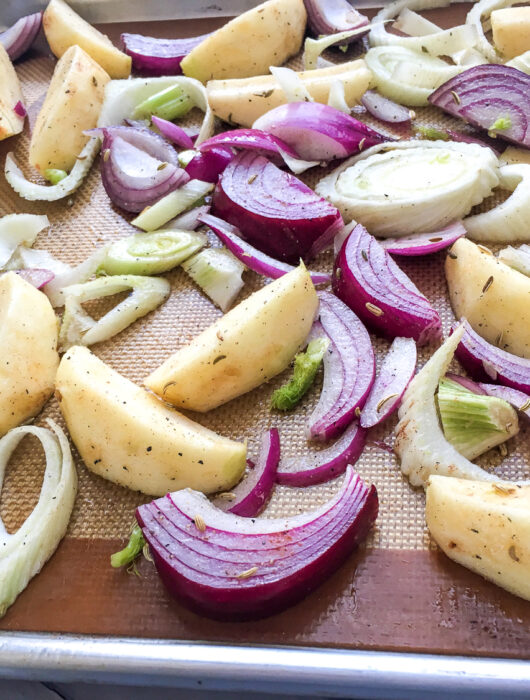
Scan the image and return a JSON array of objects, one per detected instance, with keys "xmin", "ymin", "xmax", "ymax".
[
  {"xmin": 0, "ymin": 12, "xmax": 41, "ymax": 62},
  {"xmin": 277, "ymin": 420, "xmax": 365, "ymax": 486},
  {"xmin": 212, "ymin": 429, "xmax": 279, "ymax": 517},
  {"xmin": 212, "ymin": 151, "xmax": 343, "ymax": 263},
  {"xmin": 429, "ymin": 65, "xmax": 530, "ymax": 149},
  {"xmin": 361, "ymin": 90, "xmax": 413, "ymax": 124},
  {"xmin": 5, "ymin": 269, "xmax": 55, "ymax": 289},
  {"xmin": 199, "ymin": 213, "xmax": 331, "ymax": 285},
  {"xmin": 94, "ymin": 128, "xmax": 189, "ymax": 212},
  {"xmin": 151, "ymin": 116, "xmax": 194, "ymax": 149},
  {"xmin": 304, "ymin": 0, "xmax": 369, "ymax": 40},
  {"xmin": 185, "ymin": 147, "xmax": 234, "ymax": 183},
  {"xmin": 121, "ymin": 32, "xmax": 211, "ymax": 76},
  {"xmin": 198, "ymin": 128, "xmax": 301, "ymax": 165},
  {"xmin": 453, "ymin": 321, "xmax": 530, "ymax": 394},
  {"xmin": 479, "ymin": 384, "xmax": 530, "ymax": 421},
  {"xmin": 360, "ymin": 337, "xmax": 417, "ymax": 429},
  {"xmin": 253, "ymin": 102, "xmax": 388, "ymax": 162},
  {"xmin": 380, "ymin": 221, "xmax": 466, "ymax": 257},
  {"xmin": 333, "ymin": 224, "xmax": 442, "ymax": 346},
  {"xmin": 136, "ymin": 466, "xmax": 378, "ymax": 620},
  {"xmin": 13, "ymin": 101, "xmax": 26, "ymax": 119},
  {"xmin": 308, "ymin": 292, "xmax": 375, "ymax": 442}
]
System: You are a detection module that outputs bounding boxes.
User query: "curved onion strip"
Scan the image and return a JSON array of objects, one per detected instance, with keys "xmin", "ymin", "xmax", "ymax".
[
  {"xmin": 151, "ymin": 116, "xmax": 195, "ymax": 149},
  {"xmin": 5, "ymin": 138, "xmax": 99, "ymax": 202},
  {"xmin": 479, "ymin": 384, "xmax": 530, "ymax": 420},
  {"xmin": 168, "ymin": 204, "xmax": 210, "ymax": 231},
  {"xmin": 0, "ymin": 213, "xmax": 49, "ymax": 269},
  {"xmin": 121, "ymin": 32, "xmax": 211, "ymax": 76},
  {"xmin": 360, "ymin": 337, "xmax": 417, "ymax": 428},
  {"xmin": 277, "ymin": 420, "xmax": 365, "ymax": 486},
  {"xmin": 327, "ymin": 79, "xmax": 351, "ymax": 114},
  {"xmin": 199, "ymin": 128, "xmax": 300, "ymax": 161},
  {"xmin": 136, "ymin": 466, "xmax": 378, "ymax": 620},
  {"xmin": 304, "ymin": 0, "xmax": 369, "ymax": 37},
  {"xmin": 212, "ymin": 429, "xmax": 279, "ymax": 516},
  {"xmin": 394, "ymin": 7, "xmax": 441, "ymax": 35},
  {"xmin": 365, "ymin": 45, "xmax": 461, "ymax": 107},
  {"xmin": 444, "ymin": 129, "xmax": 503, "ymax": 156},
  {"xmin": 381, "ymin": 221, "xmax": 466, "ymax": 256},
  {"xmin": 453, "ymin": 320, "xmax": 530, "ymax": 394},
  {"xmin": 59, "ymin": 275, "xmax": 170, "ymax": 350},
  {"xmin": 361, "ymin": 90, "xmax": 413, "ymax": 123},
  {"xmin": 466, "ymin": 0, "xmax": 520, "ymax": 63},
  {"xmin": 0, "ymin": 12, "xmax": 42, "ymax": 61},
  {"xmin": 44, "ymin": 246, "xmax": 111, "ymax": 307},
  {"xmin": 11, "ymin": 268, "xmax": 54, "ymax": 288},
  {"xmin": 212, "ymin": 151, "xmax": 343, "ymax": 263},
  {"xmin": 333, "ymin": 223, "xmax": 442, "ymax": 345},
  {"xmin": 316, "ymin": 140, "xmax": 499, "ymax": 235},
  {"xmin": 199, "ymin": 213, "xmax": 330, "ymax": 285},
  {"xmin": 498, "ymin": 244, "xmax": 530, "ymax": 276},
  {"xmin": 303, "ymin": 26, "xmax": 371, "ymax": 70},
  {"xmin": 88, "ymin": 125, "xmax": 180, "ymax": 165},
  {"xmin": 0, "ymin": 420, "xmax": 77, "ymax": 616},
  {"xmin": 394, "ymin": 326, "xmax": 517, "ymax": 488},
  {"xmin": 444, "ymin": 372, "xmax": 486, "ymax": 394},
  {"xmin": 97, "ymin": 76, "xmax": 213, "ymax": 145},
  {"xmin": 308, "ymin": 292, "xmax": 375, "ymax": 441},
  {"xmin": 372, "ymin": 21, "xmax": 477, "ymax": 55},
  {"xmin": 269, "ymin": 66, "xmax": 314, "ymax": 103},
  {"xmin": 464, "ymin": 164, "xmax": 530, "ymax": 243}
]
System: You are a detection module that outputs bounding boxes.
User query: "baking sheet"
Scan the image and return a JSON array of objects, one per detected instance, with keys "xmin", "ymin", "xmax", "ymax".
[{"xmin": 0, "ymin": 4, "xmax": 529, "ymax": 661}]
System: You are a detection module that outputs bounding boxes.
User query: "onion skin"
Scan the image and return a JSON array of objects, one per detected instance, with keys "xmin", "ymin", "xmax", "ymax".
[
  {"xmin": 304, "ymin": 0, "xmax": 369, "ymax": 40},
  {"xmin": 453, "ymin": 321, "xmax": 530, "ymax": 394},
  {"xmin": 185, "ymin": 147, "xmax": 234, "ymax": 183},
  {"xmin": 429, "ymin": 65, "xmax": 530, "ymax": 148},
  {"xmin": 0, "ymin": 12, "xmax": 42, "ymax": 62},
  {"xmin": 380, "ymin": 221, "xmax": 466, "ymax": 256},
  {"xmin": 277, "ymin": 420, "xmax": 366, "ymax": 486},
  {"xmin": 121, "ymin": 32, "xmax": 211, "ymax": 76},
  {"xmin": 136, "ymin": 466, "xmax": 378, "ymax": 620},
  {"xmin": 212, "ymin": 151, "xmax": 343, "ymax": 263},
  {"xmin": 212, "ymin": 429, "xmax": 279, "ymax": 517},
  {"xmin": 198, "ymin": 128, "xmax": 301, "ymax": 164},
  {"xmin": 151, "ymin": 116, "xmax": 194, "ymax": 149},
  {"xmin": 333, "ymin": 224, "xmax": 442, "ymax": 345}
]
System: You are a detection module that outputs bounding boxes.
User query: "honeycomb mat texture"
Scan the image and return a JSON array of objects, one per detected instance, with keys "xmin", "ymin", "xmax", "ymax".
[{"xmin": 0, "ymin": 37, "xmax": 528, "ymax": 552}]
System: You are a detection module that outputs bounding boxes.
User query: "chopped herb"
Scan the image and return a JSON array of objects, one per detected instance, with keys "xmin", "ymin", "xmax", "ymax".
[{"xmin": 489, "ymin": 116, "xmax": 512, "ymax": 132}]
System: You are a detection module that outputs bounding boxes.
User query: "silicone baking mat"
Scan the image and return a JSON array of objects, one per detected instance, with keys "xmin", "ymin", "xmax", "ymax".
[{"xmin": 0, "ymin": 4, "xmax": 529, "ymax": 658}]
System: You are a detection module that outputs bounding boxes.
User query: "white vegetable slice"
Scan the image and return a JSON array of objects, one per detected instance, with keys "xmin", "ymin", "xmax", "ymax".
[
  {"xmin": 0, "ymin": 420, "xmax": 77, "ymax": 616},
  {"xmin": 466, "ymin": 0, "xmax": 520, "ymax": 63},
  {"xmin": 97, "ymin": 76, "xmax": 214, "ymax": 145},
  {"xmin": 364, "ymin": 45, "xmax": 461, "ymax": 106},
  {"xmin": 303, "ymin": 26, "xmax": 372, "ymax": 71},
  {"xmin": 4, "ymin": 138, "xmax": 100, "ymax": 202},
  {"xmin": 394, "ymin": 7, "xmax": 441, "ymax": 35},
  {"xmin": 0, "ymin": 214, "xmax": 49, "ymax": 268},
  {"xmin": 131, "ymin": 180, "xmax": 214, "ymax": 232},
  {"xmin": 498, "ymin": 244, "xmax": 530, "ymax": 276},
  {"xmin": 394, "ymin": 325, "xmax": 504, "ymax": 487},
  {"xmin": 269, "ymin": 66, "xmax": 314, "ymax": 103},
  {"xmin": 8, "ymin": 246, "xmax": 70, "ymax": 275},
  {"xmin": 464, "ymin": 164, "xmax": 530, "ymax": 243},
  {"xmin": 327, "ymin": 79, "xmax": 351, "ymax": 114},
  {"xmin": 316, "ymin": 140, "xmax": 500, "ymax": 235},
  {"xmin": 44, "ymin": 245, "xmax": 111, "ymax": 307},
  {"xmin": 507, "ymin": 50, "xmax": 530, "ymax": 75},
  {"xmin": 59, "ymin": 274, "xmax": 170, "ymax": 350},
  {"xmin": 181, "ymin": 247, "xmax": 245, "ymax": 312}
]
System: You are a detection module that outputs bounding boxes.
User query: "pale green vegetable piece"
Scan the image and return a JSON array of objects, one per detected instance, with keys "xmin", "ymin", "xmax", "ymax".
[
  {"xmin": 132, "ymin": 84, "xmax": 193, "ymax": 121},
  {"xmin": 271, "ymin": 337, "xmax": 329, "ymax": 411},
  {"xmin": 110, "ymin": 525, "xmax": 146, "ymax": 569},
  {"xmin": 0, "ymin": 420, "xmax": 77, "ymax": 617},
  {"xmin": 44, "ymin": 168, "xmax": 68, "ymax": 185},
  {"xmin": 181, "ymin": 247, "xmax": 245, "ymax": 312},
  {"xmin": 437, "ymin": 377, "xmax": 519, "ymax": 460},
  {"xmin": 100, "ymin": 229, "xmax": 206, "ymax": 276},
  {"xmin": 131, "ymin": 180, "xmax": 213, "ymax": 232},
  {"xmin": 59, "ymin": 274, "xmax": 170, "ymax": 350}
]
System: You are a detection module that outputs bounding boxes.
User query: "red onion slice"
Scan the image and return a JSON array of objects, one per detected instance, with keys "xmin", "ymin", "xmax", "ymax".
[
  {"xmin": 479, "ymin": 384, "xmax": 530, "ymax": 420},
  {"xmin": 199, "ymin": 213, "xmax": 331, "ymax": 285},
  {"xmin": 454, "ymin": 321, "xmax": 530, "ymax": 394},
  {"xmin": 444, "ymin": 130, "xmax": 502, "ymax": 157},
  {"xmin": 333, "ymin": 224, "xmax": 442, "ymax": 345},
  {"xmin": 151, "ymin": 116, "xmax": 194, "ymax": 149},
  {"xmin": 87, "ymin": 125, "xmax": 179, "ymax": 166},
  {"xmin": 198, "ymin": 128, "xmax": 301, "ymax": 165},
  {"xmin": 304, "ymin": 0, "xmax": 369, "ymax": 40},
  {"xmin": 277, "ymin": 421, "xmax": 365, "ymax": 486},
  {"xmin": 185, "ymin": 146, "xmax": 234, "ymax": 183},
  {"xmin": 253, "ymin": 102, "xmax": 388, "ymax": 161},
  {"xmin": 212, "ymin": 151, "xmax": 343, "ymax": 263},
  {"xmin": 429, "ymin": 65, "xmax": 530, "ymax": 148},
  {"xmin": 121, "ymin": 32, "xmax": 211, "ymax": 76},
  {"xmin": 0, "ymin": 12, "xmax": 41, "ymax": 61},
  {"xmin": 445, "ymin": 372, "xmax": 486, "ymax": 395},
  {"xmin": 13, "ymin": 101, "xmax": 26, "ymax": 119},
  {"xmin": 360, "ymin": 337, "xmax": 417, "ymax": 429},
  {"xmin": 380, "ymin": 221, "xmax": 466, "ymax": 256},
  {"xmin": 136, "ymin": 466, "xmax": 378, "ymax": 620},
  {"xmin": 212, "ymin": 429, "xmax": 279, "ymax": 517},
  {"xmin": 6, "ymin": 269, "xmax": 55, "ymax": 289},
  {"xmin": 361, "ymin": 90, "xmax": 413, "ymax": 124},
  {"xmin": 308, "ymin": 292, "xmax": 375, "ymax": 441}
]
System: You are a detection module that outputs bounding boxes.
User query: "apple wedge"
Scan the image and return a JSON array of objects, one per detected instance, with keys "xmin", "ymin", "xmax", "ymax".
[
  {"xmin": 145, "ymin": 264, "xmax": 318, "ymax": 412},
  {"xmin": 426, "ymin": 475, "xmax": 530, "ymax": 602},
  {"xmin": 445, "ymin": 238, "xmax": 530, "ymax": 359},
  {"xmin": 29, "ymin": 45, "xmax": 109, "ymax": 173},
  {"xmin": 55, "ymin": 346, "xmax": 246, "ymax": 496},
  {"xmin": 0, "ymin": 273, "xmax": 59, "ymax": 437},
  {"xmin": 43, "ymin": 0, "xmax": 131, "ymax": 78},
  {"xmin": 0, "ymin": 45, "xmax": 25, "ymax": 141}
]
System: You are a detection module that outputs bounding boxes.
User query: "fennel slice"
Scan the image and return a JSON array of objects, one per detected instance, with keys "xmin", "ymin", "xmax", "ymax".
[{"xmin": 181, "ymin": 247, "xmax": 245, "ymax": 312}]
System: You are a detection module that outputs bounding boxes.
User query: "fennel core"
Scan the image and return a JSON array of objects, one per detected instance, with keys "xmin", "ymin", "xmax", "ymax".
[
  {"xmin": 110, "ymin": 525, "xmax": 146, "ymax": 569},
  {"xmin": 271, "ymin": 337, "xmax": 329, "ymax": 411}
]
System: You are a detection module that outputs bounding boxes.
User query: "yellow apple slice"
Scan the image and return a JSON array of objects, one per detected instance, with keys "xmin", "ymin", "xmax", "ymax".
[{"xmin": 0, "ymin": 45, "xmax": 25, "ymax": 141}]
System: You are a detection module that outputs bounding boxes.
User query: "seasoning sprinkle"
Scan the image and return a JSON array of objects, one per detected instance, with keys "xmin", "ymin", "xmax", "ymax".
[
  {"xmin": 355, "ymin": 406, "xmax": 361, "ymax": 417},
  {"xmin": 236, "ymin": 566, "xmax": 258, "ymax": 579},
  {"xmin": 482, "ymin": 275, "xmax": 494, "ymax": 293},
  {"xmin": 428, "ymin": 237, "xmax": 442, "ymax": 243},
  {"xmin": 361, "ymin": 249, "xmax": 368, "ymax": 261},
  {"xmin": 492, "ymin": 483, "xmax": 514, "ymax": 496},
  {"xmin": 366, "ymin": 302, "xmax": 384, "ymax": 317},
  {"xmin": 447, "ymin": 251, "xmax": 458, "ymax": 259},
  {"xmin": 216, "ymin": 330, "xmax": 225, "ymax": 341},
  {"xmin": 377, "ymin": 393, "xmax": 398, "ymax": 412},
  {"xmin": 193, "ymin": 514, "xmax": 206, "ymax": 532},
  {"xmin": 477, "ymin": 244, "xmax": 493, "ymax": 255},
  {"xmin": 495, "ymin": 330, "xmax": 504, "ymax": 347},
  {"xmin": 213, "ymin": 354, "xmax": 227, "ymax": 365},
  {"xmin": 142, "ymin": 542, "xmax": 154, "ymax": 562},
  {"xmin": 498, "ymin": 442, "xmax": 508, "ymax": 458},
  {"xmin": 520, "ymin": 398, "xmax": 530, "ymax": 412},
  {"xmin": 157, "ymin": 162, "xmax": 168, "ymax": 171},
  {"xmin": 451, "ymin": 90, "xmax": 461, "ymax": 105},
  {"xmin": 103, "ymin": 148, "xmax": 111, "ymax": 162},
  {"xmin": 409, "ymin": 110, "xmax": 416, "ymax": 120},
  {"xmin": 508, "ymin": 545, "xmax": 520, "ymax": 562},
  {"xmin": 358, "ymin": 138, "xmax": 366, "ymax": 151},
  {"xmin": 217, "ymin": 492, "xmax": 236, "ymax": 501},
  {"xmin": 248, "ymin": 174, "xmax": 257, "ymax": 185}
]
